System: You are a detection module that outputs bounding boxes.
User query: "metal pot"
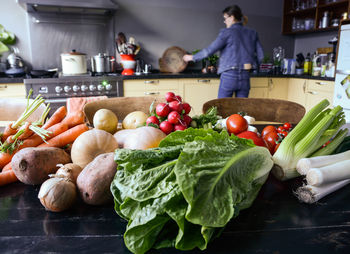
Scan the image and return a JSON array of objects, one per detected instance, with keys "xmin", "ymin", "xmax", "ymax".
[
  {"xmin": 91, "ymin": 53, "xmax": 115, "ymax": 73},
  {"xmin": 60, "ymin": 49, "xmax": 87, "ymax": 75}
]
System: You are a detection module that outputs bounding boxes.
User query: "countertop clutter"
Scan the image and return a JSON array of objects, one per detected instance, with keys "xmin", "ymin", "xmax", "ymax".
[{"xmin": 2, "ymin": 175, "xmax": 350, "ymax": 253}]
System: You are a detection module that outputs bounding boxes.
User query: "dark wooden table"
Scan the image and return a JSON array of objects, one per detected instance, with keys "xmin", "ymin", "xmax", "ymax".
[{"xmin": 1, "ymin": 174, "xmax": 350, "ymax": 253}]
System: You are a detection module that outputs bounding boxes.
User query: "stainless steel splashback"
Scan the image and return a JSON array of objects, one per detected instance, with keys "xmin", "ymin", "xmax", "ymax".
[{"xmin": 17, "ymin": 0, "xmax": 117, "ymax": 71}]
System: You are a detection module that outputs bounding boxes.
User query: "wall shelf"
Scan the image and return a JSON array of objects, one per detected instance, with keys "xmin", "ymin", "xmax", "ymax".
[{"xmin": 282, "ymin": 0, "xmax": 350, "ymax": 35}]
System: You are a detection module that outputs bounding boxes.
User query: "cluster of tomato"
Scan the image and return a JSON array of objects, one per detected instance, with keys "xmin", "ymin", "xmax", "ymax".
[
  {"xmin": 146, "ymin": 92, "xmax": 192, "ymax": 134},
  {"xmin": 261, "ymin": 122, "xmax": 292, "ymax": 154}
]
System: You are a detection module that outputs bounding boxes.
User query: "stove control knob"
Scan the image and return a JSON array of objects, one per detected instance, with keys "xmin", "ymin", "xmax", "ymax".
[
  {"xmin": 105, "ymin": 84, "xmax": 113, "ymax": 91},
  {"xmin": 89, "ymin": 84, "xmax": 97, "ymax": 91},
  {"xmin": 81, "ymin": 85, "xmax": 88, "ymax": 92},
  {"xmin": 73, "ymin": 85, "xmax": 80, "ymax": 92},
  {"xmin": 97, "ymin": 84, "xmax": 104, "ymax": 91},
  {"xmin": 55, "ymin": 86, "xmax": 63, "ymax": 93},
  {"xmin": 64, "ymin": 85, "xmax": 71, "ymax": 93}
]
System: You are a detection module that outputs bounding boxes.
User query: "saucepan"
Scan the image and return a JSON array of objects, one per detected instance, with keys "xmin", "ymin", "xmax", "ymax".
[{"xmin": 60, "ymin": 49, "xmax": 87, "ymax": 75}]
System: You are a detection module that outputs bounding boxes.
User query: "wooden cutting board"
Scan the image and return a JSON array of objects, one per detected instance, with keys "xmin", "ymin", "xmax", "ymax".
[{"xmin": 159, "ymin": 46, "xmax": 188, "ymax": 73}]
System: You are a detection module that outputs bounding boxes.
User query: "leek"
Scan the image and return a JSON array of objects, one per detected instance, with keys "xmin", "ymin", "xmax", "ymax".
[{"xmin": 272, "ymin": 99, "xmax": 347, "ymax": 181}]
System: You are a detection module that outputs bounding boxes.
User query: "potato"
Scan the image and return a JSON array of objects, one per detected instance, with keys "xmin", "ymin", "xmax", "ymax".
[
  {"xmin": 76, "ymin": 152, "xmax": 117, "ymax": 205},
  {"xmin": 93, "ymin": 108, "xmax": 119, "ymax": 134},
  {"xmin": 11, "ymin": 147, "xmax": 71, "ymax": 185},
  {"xmin": 122, "ymin": 111, "xmax": 148, "ymax": 129}
]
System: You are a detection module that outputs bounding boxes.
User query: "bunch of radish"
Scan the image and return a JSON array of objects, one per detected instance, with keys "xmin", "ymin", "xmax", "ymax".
[{"xmin": 146, "ymin": 92, "xmax": 192, "ymax": 135}]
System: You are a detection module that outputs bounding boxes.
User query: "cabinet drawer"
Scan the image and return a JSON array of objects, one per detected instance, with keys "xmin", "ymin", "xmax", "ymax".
[
  {"xmin": 144, "ymin": 79, "xmax": 179, "ymax": 91},
  {"xmin": 307, "ymin": 80, "xmax": 334, "ymax": 93},
  {"xmin": 180, "ymin": 78, "xmax": 219, "ymax": 85},
  {"xmin": 0, "ymin": 83, "xmax": 25, "ymax": 98},
  {"xmin": 123, "ymin": 80, "xmax": 146, "ymax": 91},
  {"xmin": 251, "ymin": 78, "xmax": 268, "ymax": 88}
]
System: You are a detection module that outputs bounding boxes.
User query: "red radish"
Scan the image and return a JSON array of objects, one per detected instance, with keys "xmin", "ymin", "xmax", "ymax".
[
  {"xmin": 174, "ymin": 123, "xmax": 187, "ymax": 131},
  {"xmin": 168, "ymin": 111, "xmax": 180, "ymax": 124},
  {"xmin": 183, "ymin": 114, "xmax": 192, "ymax": 126},
  {"xmin": 159, "ymin": 121, "xmax": 173, "ymax": 135},
  {"xmin": 156, "ymin": 103, "xmax": 170, "ymax": 117},
  {"xmin": 182, "ymin": 103, "xmax": 191, "ymax": 115},
  {"xmin": 169, "ymin": 101, "xmax": 183, "ymax": 114},
  {"xmin": 165, "ymin": 92, "xmax": 176, "ymax": 102},
  {"xmin": 146, "ymin": 116, "xmax": 160, "ymax": 126},
  {"xmin": 175, "ymin": 95, "xmax": 182, "ymax": 102}
]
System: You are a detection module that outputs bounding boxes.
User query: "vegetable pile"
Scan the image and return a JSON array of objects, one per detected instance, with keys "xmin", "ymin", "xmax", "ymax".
[
  {"xmin": 272, "ymin": 99, "xmax": 347, "ymax": 180},
  {"xmin": 111, "ymin": 128, "xmax": 273, "ymax": 254}
]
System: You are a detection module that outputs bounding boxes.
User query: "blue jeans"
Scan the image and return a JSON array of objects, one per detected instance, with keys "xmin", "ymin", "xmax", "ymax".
[{"xmin": 218, "ymin": 69, "xmax": 250, "ymax": 98}]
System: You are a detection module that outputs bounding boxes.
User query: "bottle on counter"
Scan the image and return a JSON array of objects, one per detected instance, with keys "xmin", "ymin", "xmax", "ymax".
[{"xmin": 304, "ymin": 53, "xmax": 311, "ymax": 75}]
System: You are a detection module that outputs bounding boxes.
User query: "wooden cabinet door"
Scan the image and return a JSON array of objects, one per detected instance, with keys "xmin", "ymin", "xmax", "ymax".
[
  {"xmin": 182, "ymin": 78, "xmax": 219, "ymax": 116},
  {"xmin": 268, "ymin": 78, "xmax": 288, "ymax": 100},
  {"xmin": 0, "ymin": 83, "xmax": 26, "ymax": 98},
  {"xmin": 249, "ymin": 78, "xmax": 268, "ymax": 98},
  {"xmin": 305, "ymin": 80, "xmax": 334, "ymax": 111},
  {"xmin": 123, "ymin": 79, "xmax": 179, "ymax": 97},
  {"xmin": 287, "ymin": 79, "xmax": 307, "ymax": 107}
]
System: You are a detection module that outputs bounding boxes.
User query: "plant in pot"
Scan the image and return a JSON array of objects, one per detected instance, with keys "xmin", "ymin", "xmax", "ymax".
[
  {"xmin": 192, "ymin": 49, "xmax": 219, "ymax": 73},
  {"xmin": 0, "ymin": 25, "xmax": 16, "ymax": 74}
]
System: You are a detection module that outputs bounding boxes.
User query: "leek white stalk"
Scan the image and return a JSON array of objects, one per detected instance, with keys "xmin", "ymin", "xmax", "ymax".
[
  {"xmin": 272, "ymin": 99, "xmax": 346, "ymax": 181},
  {"xmin": 306, "ymin": 159, "xmax": 350, "ymax": 186},
  {"xmin": 296, "ymin": 179, "xmax": 350, "ymax": 203},
  {"xmin": 296, "ymin": 150, "xmax": 350, "ymax": 175}
]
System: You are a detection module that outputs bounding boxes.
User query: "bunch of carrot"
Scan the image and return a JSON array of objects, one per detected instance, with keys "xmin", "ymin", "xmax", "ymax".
[{"xmin": 0, "ymin": 105, "xmax": 89, "ymax": 186}]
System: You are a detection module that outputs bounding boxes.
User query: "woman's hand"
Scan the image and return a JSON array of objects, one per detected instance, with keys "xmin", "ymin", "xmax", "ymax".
[{"xmin": 183, "ymin": 54, "xmax": 194, "ymax": 62}]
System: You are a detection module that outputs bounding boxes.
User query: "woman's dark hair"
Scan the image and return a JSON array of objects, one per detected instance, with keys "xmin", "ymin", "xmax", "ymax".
[{"xmin": 223, "ymin": 5, "xmax": 243, "ymax": 21}]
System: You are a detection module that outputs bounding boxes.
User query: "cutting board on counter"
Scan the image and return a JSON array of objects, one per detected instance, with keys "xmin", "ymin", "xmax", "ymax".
[{"xmin": 159, "ymin": 46, "xmax": 188, "ymax": 73}]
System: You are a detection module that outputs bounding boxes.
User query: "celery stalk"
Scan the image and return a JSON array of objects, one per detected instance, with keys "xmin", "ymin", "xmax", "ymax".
[
  {"xmin": 311, "ymin": 128, "xmax": 349, "ymax": 157},
  {"xmin": 272, "ymin": 99, "xmax": 330, "ymax": 180}
]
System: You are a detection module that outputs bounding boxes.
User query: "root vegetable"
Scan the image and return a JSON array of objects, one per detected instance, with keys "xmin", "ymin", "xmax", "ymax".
[
  {"xmin": 38, "ymin": 177, "xmax": 77, "ymax": 212},
  {"xmin": 77, "ymin": 152, "xmax": 117, "ymax": 205},
  {"xmin": 93, "ymin": 109, "xmax": 118, "ymax": 134},
  {"xmin": 11, "ymin": 147, "xmax": 71, "ymax": 185},
  {"xmin": 296, "ymin": 179, "xmax": 350, "ymax": 204},
  {"xmin": 55, "ymin": 163, "xmax": 83, "ymax": 184},
  {"xmin": 306, "ymin": 160, "xmax": 350, "ymax": 186},
  {"xmin": 71, "ymin": 129, "xmax": 118, "ymax": 168},
  {"xmin": 122, "ymin": 111, "xmax": 148, "ymax": 129},
  {"xmin": 296, "ymin": 150, "xmax": 350, "ymax": 175}
]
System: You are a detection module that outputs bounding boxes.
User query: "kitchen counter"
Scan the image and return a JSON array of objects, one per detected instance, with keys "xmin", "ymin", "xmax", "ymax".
[
  {"xmin": 0, "ymin": 72, "xmax": 335, "ymax": 83},
  {"xmin": 1, "ymin": 173, "xmax": 350, "ymax": 253}
]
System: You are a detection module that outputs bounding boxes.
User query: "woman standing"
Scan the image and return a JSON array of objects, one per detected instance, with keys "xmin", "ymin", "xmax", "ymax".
[{"xmin": 183, "ymin": 5, "xmax": 264, "ymax": 98}]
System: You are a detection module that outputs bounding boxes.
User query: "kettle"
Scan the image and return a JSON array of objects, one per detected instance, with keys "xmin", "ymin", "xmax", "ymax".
[{"xmin": 91, "ymin": 53, "xmax": 115, "ymax": 73}]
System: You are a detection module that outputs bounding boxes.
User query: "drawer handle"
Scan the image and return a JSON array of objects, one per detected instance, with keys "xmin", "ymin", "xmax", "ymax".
[
  {"xmin": 198, "ymin": 79, "xmax": 210, "ymax": 83},
  {"xmin": 315, "ymin": 82, "xmax": 327, "ymax": 86},
  {"xmin": 144, "ymin": 80, "xmax": 159, "ymax": 84},
  {"xmin": 0, "ymin": 85, "xmax": 8, "ymax": 89},
  {"xmin": 307, "ymin": 91, "xmax": 318, "ymax": 95},
  {"xmin": 144, "ymin": 92, "xmax": 160, "ymax": 95}
]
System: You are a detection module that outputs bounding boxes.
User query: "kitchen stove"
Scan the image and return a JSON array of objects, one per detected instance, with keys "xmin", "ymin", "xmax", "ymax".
[{"xmin": 24, "ymin": 74, "xmax": 124, "ymax": 115}]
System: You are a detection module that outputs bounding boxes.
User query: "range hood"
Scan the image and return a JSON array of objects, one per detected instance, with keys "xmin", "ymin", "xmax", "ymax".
[{"xmin": 17, "ymin": 0, "xmax": 118, "ymax": 15}]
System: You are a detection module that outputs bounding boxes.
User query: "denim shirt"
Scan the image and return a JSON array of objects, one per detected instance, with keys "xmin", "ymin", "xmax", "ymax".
[{"xmin": 193, "ymin": 23, "xmax": 264, "ymax": 74}]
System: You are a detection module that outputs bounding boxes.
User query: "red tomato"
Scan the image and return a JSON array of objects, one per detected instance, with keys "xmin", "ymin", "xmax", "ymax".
[
  {"xmin": 283, "ymin": 122, "xmax": 292, "ymax": 131},
  {"xmin": 281, "ymin": 131, "xmax": 289, "ymax": 137},
  {"xmin": 263, "ymin": 131, "xmax": 280, "ymax": 150},
  {"xmin": 277, "ymin": 126, "xmax": 285, "ymax": 133},
  {"xmin": 168, "ymin": 111, "xmax": 181, "ymax": 124},
  {"xmin": 159, "ymin": 121, "xmax": 174, "ymax": 135},
  {"xmin": 169, "ymin": 101, "xmax": 183, "ymax": 114},
  {"xmin": 226, "ymin": 114, "xmax": 248, "ymax": 135},
  {"xmin": 261, "ymin": 125, "xmax": 277, "ymax": 137},
  {"xmin": 156, "ymin": 103, "xmax": 170, "ymax": 117},
  {"xmin": 182, "ymin": 103, "xmax": 191, "ymax": 115},
  {"xmin": 146, "ymin": 116, "xmax": 160, "ymax": 126},
  {"xmin": 165, "ymin": 92, "xmax": 176, "ymax": 102},
  {"xmin": 237, "ymin": 131, "xmax": 268, "ymax": 148}
]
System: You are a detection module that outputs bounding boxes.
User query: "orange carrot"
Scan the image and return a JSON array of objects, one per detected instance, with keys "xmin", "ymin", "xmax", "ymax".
[
  {"xmin": 1, "ymin": 123, "xmax": 17, "ymax": 143},
  {"xmin": 0, "ymin": 122, "xmax": 69, "ymax": 170},
  {"xmin": 42, "ymin": 106, "xmax": 67, "ymax": 129},
  {"xmin": 0, "ymin": 170, "xmax": 18, "ymax": 186},
  {"xmin": 18, "ymin": 122, "xmax": 33, "ymax": 140},
  {"xmin": 38, "ymin": 123, "xmax": 89, "ymax": 148},
  {"xmin": 2, "ymin": 163, "xmax": 12, "ymax": 172},
  {"xmin": 0, "ymin": 152, "xmax": 13, "ymax": 170},
  {"xmin": 61, "ymin": 111, "xmax": 86, "ymax": 128}
]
